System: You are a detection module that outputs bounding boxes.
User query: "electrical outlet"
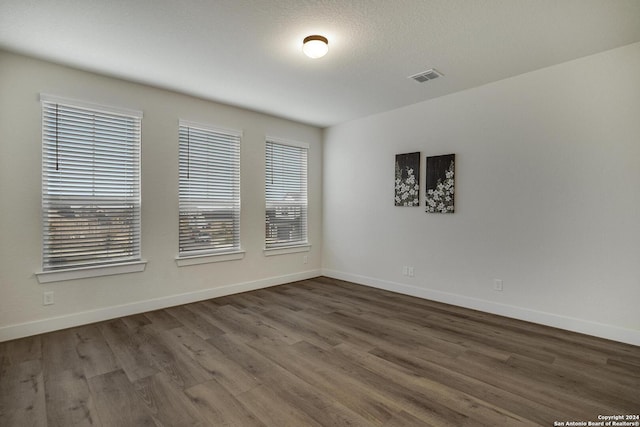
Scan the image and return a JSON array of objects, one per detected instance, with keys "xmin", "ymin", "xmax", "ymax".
[
  {"xmin": 494, "ymin": 279, "xmax": 503, "ymax": 292},
  {"xmin": 408, "ymin": 266, "xmax": 415, "ymax": 277},
  {"xmin": 43, "ymin": 291, "xmax": 54, "ymax": 305},
  {"xmin": 402, "ymin": 266, "xmax": 408, "ymax": 276},
  {"xmin": 303, "ymin": 255, "xmax": 308, "ymax": 264}
]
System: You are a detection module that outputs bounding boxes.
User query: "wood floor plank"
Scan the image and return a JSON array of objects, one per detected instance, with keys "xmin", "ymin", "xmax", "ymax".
[
  {"xmin": 188, "ymin": 303, "xmax": 300, "ymax": 345},
  {"xmin": 231, "ymin": 293, "xmax": 279, "ymax": 313},
  {"xmin": 247, "ymin": 340, "xmax": 375, "ymax": 426},
  {"xmin": 74, "ymin": 324, "xmax": 119, "ymax": 379},
  {"xmin": 235, "ymin": 384, "xmax": 324, "ymax": 427},
  {"xmin": 445, "ymin": 350, "xmax": 617, "ymax": 420},
  {"xmin": 504, "ymin": 354, "xmax": 638, "ymax": 412},
  {"xmin": 288, "ymin": 340, "xmax": 475, "ymax": 426},
  {"xmin": 0, "ymin": 335, "xmax": 41, "ymax": 368},
  {"xmin": 166, "ymin": 305, "xmax": 225, "ymax": 340},
  {"xmin": 217, "ymin": 333, "xmax": 397, "ymax": 425},
  {"xmin": 383, "ymin": 410, "xmax": 437, "ymax": 427},
  {"xmin": 42, "ymin": 329, "xmax": 84, "ymax": 378},
  {"xmin": 287, "ymin": 307, "xmax": 381, "ymax": 351},
  {"xmin": 121, "ymin": 313, "xmax": 152, "ymax": 330},
  {"xmin": 274, "ymin": 285, "xmax": 365, "ymax": 314},
  {"xmin": 606, "ymin": 356, "xmax": 640, "ymax": 374},
  {"xmin": 366, "ymin": 345, "xmax": 565, "ymax": 425},
  {"xmin": 349, "ymin": 307, "xmax": 556, "ymax": 364},
  {"xmin": 133, "ymin": 372, "xmax": 205, "ymax": 426},
  {"xmin": 249, "ymin": 288, "xmax": 307, "ymax": 312},
  {"xmin": 135, "ymin": 326, "xmax": 214, "ymax": 389},
  {"xmin": 354, "ymin": 309, "xmax": 513, "ymax": 361},
  {"xmin": 257, "ymin": 305, "xmax": 342, "ymax": 350},
  {"xmin": 44, "ymin": 367, "xmax": 102, "ymax": 427},
  {"xmin": 185, "ymin": 379, "xmax": 267, "ymax": 427},
  {"xmin": 162, "ymin": 327, "xmax": 259, "ymax": 395},
  {"xmin": 142, "ymin": 309, "xmax": 183, "ymax": 331},
  {"xmin": 552, "ymin": 355, "xmax": 640, "ymax": 389},
  {"xmin": 87, "ymin": 370, "xmax": 156, "ymax": 427},
  {"xmin": 206, "ymin": 332, "xmax": 286, "ymax": 384},
  {"xmin": 0, "ymin": 359, "xmax": 47, "ymax": 427},
  {"xmin": 245, "ymin": 337, "xmax": 402, "ymax": 425},
  {"xmin": 98, "ymin": 319, "xmax": 159, "ymax": 382},
  {"xmin": 0, "ymin": 341, "xmax": 7, "ymax": 370},
  {"xmin": 213, "ymin": 304, "xmax": 302, "ymax": 344},
  {"xmin": 607, "ymin": 353, "xmax": 640, "ymax": 369},
  {"xmin": 210, "ymin": 330, "xmax": 376, "ymax": 426},
  {"xmin": 334, "ymin": 343, "xmax": 538, "ymax": 426}
]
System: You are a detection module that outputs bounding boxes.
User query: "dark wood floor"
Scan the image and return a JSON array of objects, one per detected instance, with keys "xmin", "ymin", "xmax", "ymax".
[{"xmin": 1, "ymin": 277, "xmax": 638, "ymax": 426}]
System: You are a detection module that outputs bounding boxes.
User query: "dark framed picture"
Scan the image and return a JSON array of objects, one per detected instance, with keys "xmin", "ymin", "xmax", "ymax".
[
  {"xmin": 395, "ymin": 152, "xmax": 420, "ymax": 206},
  {"xmin": 426, "ymin": 154, "xmax": 455, "ymax": 213}
]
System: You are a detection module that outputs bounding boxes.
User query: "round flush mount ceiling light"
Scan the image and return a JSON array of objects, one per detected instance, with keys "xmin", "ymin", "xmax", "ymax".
[{"xmin": 302, "ymin": 35, "xmax": 329, "ymax": 58}]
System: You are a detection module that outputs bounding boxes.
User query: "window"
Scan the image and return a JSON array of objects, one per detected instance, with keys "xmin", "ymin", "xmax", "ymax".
[
  {"xmin": 178, "ymin": 121, "xmax": 241, "ymax": 257},
  {"xmin": 41, "ymin": 95, "xmax": 142, "ymax": 272},
  {"xmin": 265, "ymin": 138, "xmax": 309, "ymax": 250}
]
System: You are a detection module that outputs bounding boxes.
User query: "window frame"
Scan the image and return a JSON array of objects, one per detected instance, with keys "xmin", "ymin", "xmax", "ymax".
[
  {"xmin": 176, "ymin": 120, "xmax": 244, "ymax": 266},
  {"xmin": 264, "ymin": 137, "xmax": 310, "ymax": 255},
  {"xmin": 36, "ymin": 94, "xmax": 146, "ymax": 283}
]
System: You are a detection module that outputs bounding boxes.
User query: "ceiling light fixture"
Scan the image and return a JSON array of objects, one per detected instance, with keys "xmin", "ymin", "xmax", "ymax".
[{"xmin": 302, "ymin": 35, "xmax": 328, "ymax": 59}]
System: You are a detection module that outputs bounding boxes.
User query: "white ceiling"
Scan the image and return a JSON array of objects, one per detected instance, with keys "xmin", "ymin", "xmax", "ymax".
[{"xmin": 1, "ymin": 0, "xmax": 640, "ymax": 128}]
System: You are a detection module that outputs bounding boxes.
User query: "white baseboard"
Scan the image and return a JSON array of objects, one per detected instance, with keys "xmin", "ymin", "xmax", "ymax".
[
  {"xmin": 0, "ymin": 269, "xmax": 322, "ymax": 342},
  {"xmin": 322, "ymin": 269, "xmax": 640, "ymax": 346},
  {"xmin": 4, "ymin": 268, "xmax": 638, "ymax": 346}
]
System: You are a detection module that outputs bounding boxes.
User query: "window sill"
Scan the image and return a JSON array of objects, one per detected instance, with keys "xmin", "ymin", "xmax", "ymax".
[
  {"xmin": 175, "ymin": 250, "xmax": 245, "ymax": 267},
  {"xmin": 263, "ymin": 244, "xmax": 311, "ymax": 257},
  {"xmin": 36, "ymin": 260, "xmax": 147, "ymax": 284}
]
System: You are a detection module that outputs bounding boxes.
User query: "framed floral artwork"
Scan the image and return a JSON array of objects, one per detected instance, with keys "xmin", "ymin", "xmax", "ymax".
[
  {"xmin": 426, "ymin": 154, "xmax": 455, "ymax": 213},
  {"xmin": 395, "ymin": 152, "xmax": 420, "ymax": 206}
]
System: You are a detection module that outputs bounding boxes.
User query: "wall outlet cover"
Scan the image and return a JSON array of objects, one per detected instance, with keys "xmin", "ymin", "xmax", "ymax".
[{"xmin": 43, "ymin": 291, "xmax": 54, "ymax": 305}]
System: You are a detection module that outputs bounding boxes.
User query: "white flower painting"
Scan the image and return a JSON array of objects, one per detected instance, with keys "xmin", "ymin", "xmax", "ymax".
[
  {"xmin": 395, "ymin": 152, "xmax": 420, "ymax": 207},
  {"xmin": 426, "ymin": 154, "xmax": 455, "ymax": 213}
]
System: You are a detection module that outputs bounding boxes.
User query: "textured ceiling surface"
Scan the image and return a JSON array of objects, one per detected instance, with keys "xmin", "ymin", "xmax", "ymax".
[{"xmin": 1, "ymin": 0, "xmax": 640, "ymax": 127}]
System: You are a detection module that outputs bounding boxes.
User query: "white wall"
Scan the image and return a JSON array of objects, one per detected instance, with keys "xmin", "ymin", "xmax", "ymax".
[
  {"xmin": 0, "ymin": 51, "xmax": 322, "ymax": 340},
  {"xmin": 323, "ymin": 42, "xmax": 640, "ymax": 345},
  {"xmin": 2, "ymin": 43, "xmax": 639, "ymax": 345}
]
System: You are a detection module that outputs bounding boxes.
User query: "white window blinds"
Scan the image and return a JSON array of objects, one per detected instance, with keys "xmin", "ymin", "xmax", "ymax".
[
  {"xmin": 265, "ymin": 139, "xmax": 308, "ymax": 249},
  {"xmin": 41, "ymin": 95, "xmax": 142, "ymax": 271},
  {"xmin": 179, "ymin": 121, "xmax": 241, "ymax": 255}
]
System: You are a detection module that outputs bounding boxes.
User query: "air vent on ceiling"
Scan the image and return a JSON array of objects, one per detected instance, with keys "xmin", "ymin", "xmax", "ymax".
[{"xmin": 409, "ymin": 68, "xmax": 443, "ymax": 83}]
